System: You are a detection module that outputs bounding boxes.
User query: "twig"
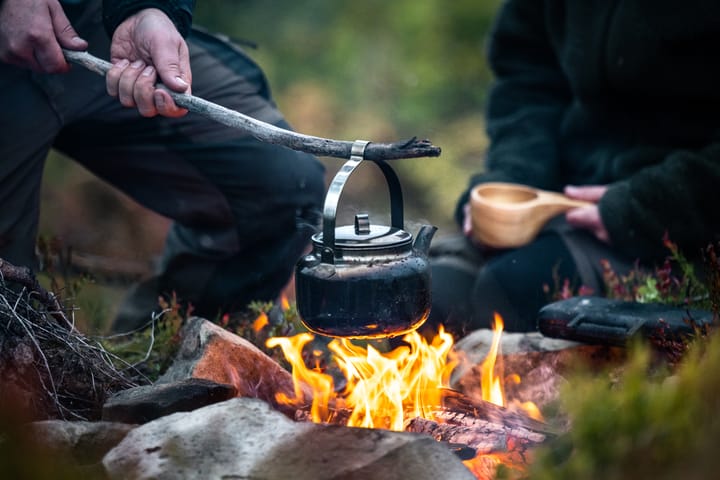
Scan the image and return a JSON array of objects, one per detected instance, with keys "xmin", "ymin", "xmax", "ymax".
[
  {"xmin": 63, "ymin": 49, "xmax": 442, "ymax": 161},
  {"xmin": 0, "ymin": 281, "xmax": 138, "ymax": 420},
  {"xmin": 0, "ymin": 258, "xmax": 71, "ymax": 328},
  {"xmin": 1, "ymin": 292, "xmax": 63, "ymax": 419}
]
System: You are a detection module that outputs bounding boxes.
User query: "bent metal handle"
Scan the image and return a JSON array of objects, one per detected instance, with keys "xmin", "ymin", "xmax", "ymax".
[
  {"xmin": 62, "ymin": 49, "xmax": 441, "ymax": 161},
  {"xmin": 321, "ymin": 140, "xmax": 404, "ymax": 263}
]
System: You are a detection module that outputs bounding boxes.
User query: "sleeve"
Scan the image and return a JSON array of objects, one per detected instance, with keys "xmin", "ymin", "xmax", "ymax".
[
  {"xmin": 102, "ymin": 0, "xmax": 196, "ymax": 38},
  {"xmin": 454, "ymin": 0, "xmax": 571, "ymax": 225},
  {"xmin": 600, "ymin": 144, "xmax": 720, "ymax": 260}
]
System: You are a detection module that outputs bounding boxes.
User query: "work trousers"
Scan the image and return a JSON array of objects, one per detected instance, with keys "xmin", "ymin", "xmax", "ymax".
[{"xmin": 0, "ymin": 2, "xmax": 326, "ymax": 320}]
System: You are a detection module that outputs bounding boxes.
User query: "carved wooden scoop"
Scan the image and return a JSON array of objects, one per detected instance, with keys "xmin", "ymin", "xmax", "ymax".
[{"xmin": 470, "ymin": 182, "xmax": 593, "ymax": 248}]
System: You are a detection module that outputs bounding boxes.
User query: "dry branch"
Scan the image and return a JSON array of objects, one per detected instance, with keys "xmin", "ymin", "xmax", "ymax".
[
  {"xmin": 0, "ymin": 270, "xmax": 138, "ymax": 420},
  {"xmin": 63, "ymin": 50, "xmax": 442, "ymax": 161},
  {"xmin": 0, "ymin": 258, "xmax": 70, "ymax": 328}
]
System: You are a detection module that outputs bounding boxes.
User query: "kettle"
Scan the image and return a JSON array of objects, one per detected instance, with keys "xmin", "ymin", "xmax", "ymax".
[{"xmin": 295, "ymin": 140, "xmax": 437, "ymax": 339}]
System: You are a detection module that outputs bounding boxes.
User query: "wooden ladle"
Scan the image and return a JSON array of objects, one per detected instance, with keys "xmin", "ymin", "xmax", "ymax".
[{"xmin": 470, "ymin": 182, "xmax": 593, "ymax": 248}]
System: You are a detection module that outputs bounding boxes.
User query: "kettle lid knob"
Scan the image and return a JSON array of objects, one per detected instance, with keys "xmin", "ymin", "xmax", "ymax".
[{"xmin": 354, "ymin": 213, "xmax": 371, "ymax": 235}]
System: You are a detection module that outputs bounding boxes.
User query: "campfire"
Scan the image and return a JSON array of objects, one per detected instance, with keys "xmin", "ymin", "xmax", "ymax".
[{"xmin": 266, "ymin": 310, "xmax": 548, "ymax": 478}]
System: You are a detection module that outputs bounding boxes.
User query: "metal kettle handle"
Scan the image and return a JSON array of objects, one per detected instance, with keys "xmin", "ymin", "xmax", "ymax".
[{"xmin": 321, "ymin": 140, "xmax": 404, "ymax": 263}]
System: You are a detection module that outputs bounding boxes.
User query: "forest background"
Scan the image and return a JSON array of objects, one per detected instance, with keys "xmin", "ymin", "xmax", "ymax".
[{"xmin": 39, "ymin": 0, "xmax": 503, "ymax": 331}]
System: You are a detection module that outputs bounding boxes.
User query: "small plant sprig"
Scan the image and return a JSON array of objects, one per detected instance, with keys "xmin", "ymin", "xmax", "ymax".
[
  {"xmin": 216, "ymin": 298, "xmax": 308, "ymax": 366},
  {"xmin": 101, "ymin": 292, "xmax": 189, "ymax": 382}
]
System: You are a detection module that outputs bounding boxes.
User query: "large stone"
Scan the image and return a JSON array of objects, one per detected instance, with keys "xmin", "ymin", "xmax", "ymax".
[
  {"xmin": 103, "ymin": 397, "xmax": 475, "ymax": 480},
  {"xmin": 452, "ymin": 329, "xmax": 625, "ymax": 411},
  {"xmin": 159, "ymin": 317, "xmax": 297, "ymax": 416}
]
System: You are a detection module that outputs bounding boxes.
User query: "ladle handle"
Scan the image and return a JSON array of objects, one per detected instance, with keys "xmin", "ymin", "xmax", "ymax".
[
  {"xmin": 537, "ymin": 191, "xmax": 594, "ymax": 209},
  {"xmin": 321, "ymin": 140, "xmax": 404, "ymax": 263}
]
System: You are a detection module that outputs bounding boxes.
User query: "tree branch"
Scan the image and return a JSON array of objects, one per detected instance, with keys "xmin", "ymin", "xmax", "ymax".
[{"xmin": 63, "ymin": 50, "xmax": 442, "ymax": 161}]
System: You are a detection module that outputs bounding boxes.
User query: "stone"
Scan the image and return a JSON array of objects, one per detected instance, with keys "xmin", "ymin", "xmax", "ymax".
[
  {"xmin": 158, "ymin": 317, "xmax": 297, "ymax": 416},
  {"xmin": 102, "ymin": 377, "xmax": 237, "ymax": 424},
  {"xmin": 103, "ymin": 397, "xmax": 476, "ymax": 480},
  {"xmin": 452, "ymin": 329, "xmax": 626, "ymax": 411}
]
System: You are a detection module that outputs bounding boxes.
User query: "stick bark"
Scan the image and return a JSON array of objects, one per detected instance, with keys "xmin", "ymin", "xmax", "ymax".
[{"xmin": 63, "ymin": 50, "xmax": 441, "ymax": 161}]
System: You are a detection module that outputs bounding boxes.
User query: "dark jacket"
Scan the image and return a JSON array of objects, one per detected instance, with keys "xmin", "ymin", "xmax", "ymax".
[
  {"xmin": 100, "ymin": 0, "xmax": 195, "ymax": 37},
  {"xmin": 458, "ymin": 0, "xmax": 720, "ymax": 261}
]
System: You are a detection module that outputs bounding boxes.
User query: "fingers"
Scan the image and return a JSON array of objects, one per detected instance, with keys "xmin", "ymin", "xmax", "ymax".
[
  {"xmin": 106, "ymin": 58, "xmax": 189, "ymax": 118},
  {"xmin": 564, "ymin": 184, "xmax": 608, "ymax": 203},
  {"xmin": 462, "ymin": 203, "xmax": 473, "ymax": 237},
  {"xmin": 151, "ymin": 37, "xmax": 191, "ymax": 94},
  {"xmin": 49, "ymin": 0, "xmax": 87, "ymax": 51},
  {"xmin": 106, "ymin": 59, "xmax": 159, "ymax": 117},
  {"xmin": 0, "ymin": 0, "xmax": 85, "ymax": 73},
  {"xmin": 35, "ymin": 0, "xmax": 86, "ymax": 73},
  {"xmin": 118, "ymin": 60, "xmax": 146, "ymax": 107},
  {"xmin": 149, "ymin": 39, "xmax": 190, "ymax": 117},
  {"xmin": 566, "ymin": 205, "xmax": 611, "ymax": 243}
]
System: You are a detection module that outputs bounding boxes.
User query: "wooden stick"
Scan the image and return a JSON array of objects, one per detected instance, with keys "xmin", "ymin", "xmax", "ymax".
[{"xmin": 63, "ymin": 49, "xmax": 442, "ymax": 161}]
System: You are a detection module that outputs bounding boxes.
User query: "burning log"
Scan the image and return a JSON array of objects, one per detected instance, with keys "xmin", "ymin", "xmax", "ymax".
[
  {"xmin": 63, "ymin": 50, "xmax": 442, "ymax": 161},
  {"xmin": 404, "ymin": 390, "xmax": 557, "ymax": 473}
]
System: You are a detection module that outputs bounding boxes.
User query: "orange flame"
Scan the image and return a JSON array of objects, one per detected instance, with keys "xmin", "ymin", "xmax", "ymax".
[
  {"xmin": 480, "ymin": 313, "xmax": 505, "ymax": 406},
  {"xmin": 267, "ymin": 326, "xmax": 456, "ymax": 430},
  {"xmin": 252, "ymin": 312, "xmax": 269, "ymax": 332},
  {"xmin": 266, "ymin": 333, "xmax": 334, "ymax": 422},
  {"xmin": 267, "ymin": 312, "xmax": 541, "ymax": 435}
]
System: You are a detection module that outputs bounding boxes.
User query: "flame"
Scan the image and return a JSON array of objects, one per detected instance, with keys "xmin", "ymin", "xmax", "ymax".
[
  {"xmin": 252, "ymin": 312, "xmax": 269, "ymax": 332},
  {"xmin": 266, "ymin": 333, "xmax": 334, "ymax": 422},
  {"xmin": 267, "ymin": 312, "xmax": 542, "ymax": 478},
  {"xmin": 280, "ymin": 295, "xmax": 291, "ymax": 311},
  {"xmin": 267, "ymin": 326, "xmax": 456, "ymax": 430},
  {"xmin": 480, "ymin": 313, "xmax": 505, "ymax": 406}
]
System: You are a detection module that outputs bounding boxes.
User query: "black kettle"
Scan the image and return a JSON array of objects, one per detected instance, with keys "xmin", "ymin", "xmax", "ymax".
[{"xmin": 295, "ymin": 140, "xmax": 437, "ymax": 338}]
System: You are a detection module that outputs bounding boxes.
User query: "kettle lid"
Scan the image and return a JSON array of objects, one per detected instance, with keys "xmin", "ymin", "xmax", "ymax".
[{"xmin": 313, "ymin": 213, "xmax": 412, "ymax": 251}]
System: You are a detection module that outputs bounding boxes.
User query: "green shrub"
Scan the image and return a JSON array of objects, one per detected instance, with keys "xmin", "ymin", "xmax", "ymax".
[{"xmin": 525, "ymin": 333, "xmax": 720, "ymax": 480}]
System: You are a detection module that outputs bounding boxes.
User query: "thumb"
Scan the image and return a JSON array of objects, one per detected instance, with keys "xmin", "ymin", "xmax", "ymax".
[
  {"xmin": 49, "ymin": 2, "xmax": 87, "ymax": 50},
  {"xmin": 153, "ymin": 40, "xmax": 192, "ymax": 94},
  {"xmin": 564, "ymin": 184, "xmax": 608, "ymax": 203}
]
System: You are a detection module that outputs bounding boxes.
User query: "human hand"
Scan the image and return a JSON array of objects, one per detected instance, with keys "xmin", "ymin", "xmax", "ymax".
[
  {"xmin": 564, "ymin": 185, "xmax": 610, "ymax": 243},
  {"xmin": 462, "ymin": 202, "xmax": 503, "ymax": 253},
  {"xmin": 0, "ymin": 0, "xmax": 87, "ymax": 72},
  {"xmin": 106, "ymin": 8, "xmax": 191, "ymax": 118}
]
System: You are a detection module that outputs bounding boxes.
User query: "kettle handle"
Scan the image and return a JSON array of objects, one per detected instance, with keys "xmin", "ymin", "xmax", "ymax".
[{"xmin": 321, "ymin": 140, "xmax": 404, "ymax": 262}]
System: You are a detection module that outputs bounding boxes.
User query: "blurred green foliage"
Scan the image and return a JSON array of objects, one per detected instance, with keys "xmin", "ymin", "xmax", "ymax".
[
  {"xmin": 191, "ymin": 0, "xmax": 501, "ymax": 230},
  {"xmin": 521, "ymin": 333, "xmax": 720, "ymax": 480},
  {"xmin": 194, "ymin": 0, "xmax": 499, "ymax": 131}
]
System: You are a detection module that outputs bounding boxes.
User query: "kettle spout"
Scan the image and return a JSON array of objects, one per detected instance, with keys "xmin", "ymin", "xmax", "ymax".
[{"xmin": 413, "ymin": 225, "xmax": 437, "ymax": 257}]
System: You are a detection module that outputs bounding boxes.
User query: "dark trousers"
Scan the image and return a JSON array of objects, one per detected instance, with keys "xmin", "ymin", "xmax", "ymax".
[
  {"xmin": 0, "ymin": 2, "xmax": 326, "ymax": 320},
  {"xmin": 427, "ymin": 217, "xmax": 639, "ymax": 335}
]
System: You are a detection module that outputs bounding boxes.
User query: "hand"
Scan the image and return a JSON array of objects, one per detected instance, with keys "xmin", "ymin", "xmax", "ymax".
[
  {"xmin": 105, "ymin": 8, "xmax": 191, "ymax": 118},
  {"xmin": 564, "ymin": 185, "xmax": 611, "ymax": 244},
  {"xmin": 462, "ymin": 202, "xmax": 502, "ymax": 253},
  {"xmin": 0, "ymin": 0, "xmax": 87, "ymax": 73},
  {"xmin": 462, "ymin": 203, "xmax": 473, "ymax": 238}
]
